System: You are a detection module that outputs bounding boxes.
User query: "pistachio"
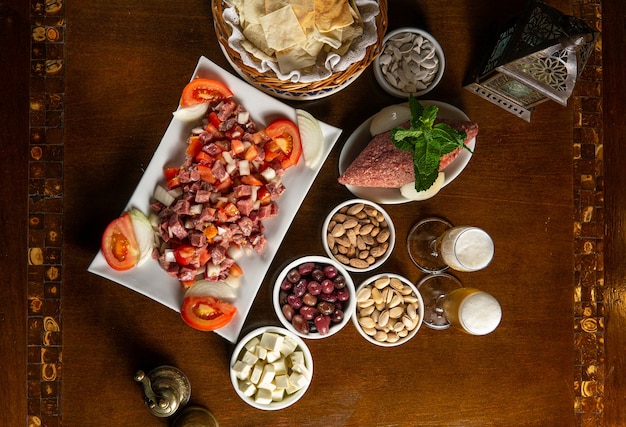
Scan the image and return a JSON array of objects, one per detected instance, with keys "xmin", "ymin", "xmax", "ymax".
[{"xmin": 354, "ymin": 276, "xmax": 421, "ymax": 344}]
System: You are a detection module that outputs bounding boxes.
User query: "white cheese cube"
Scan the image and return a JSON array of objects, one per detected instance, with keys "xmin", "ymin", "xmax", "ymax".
[
  {"xmin": 274, "ymin": 374, "xmax": 290, "ymax": 390},
  {"xmin": 232, "ymin": 360, "xmax": 252, "ymax": 381},
  {"xmin": 266, "ymin": 350, "xmax": 282, "ymax": 363},
  {"xmin": 271, "ymin": 388, "xmax": 285, "ymax": 402},
  {"xmin": 280, "ymin": 336, "xmax": 298, "ymax": 356},
  {"xmin": 257, "ymin": 381, "xmax": 276, "ymax": 392},
  {"xmin": 260, "ymin": 363, "xmax": 276, "ymax": 385},
  {"xmin": 289, "ymin": 351, "xmax": 304, "ymax": 367},
  {"xmin": 272, "ymin": 358, "xmax": 288, "ymax": 375},
  {"xmin": 291, "ymin": 362, "xmax": 310, "ymax": 379},
  {"xmin": 241, "ymin": 350, "xmax": 259, "ymax": 365},
  {"xmin": 238, "ymin": 379, "xmax": 257, "ymax": 397},
  {"xmin": 288, "ymin": 371, "xmax": 309, "ymax": 390},
  {"xmin": 260, "ymin": 332, "xmax": 284, "ymax": 352},
  {"xmin": 254, "ymin": 387, "xmax": 273, "ymax": 405},
  {"xmin": 250, "ymin": 362, "xmax": 264, "ymax": 385},
  {"xmin": 255, "ymin": 345, "xmax": 268, "ymax": 360},
  {"xmin": 244, "ymin": 336, "xmax": 260, "ymax": 351}
]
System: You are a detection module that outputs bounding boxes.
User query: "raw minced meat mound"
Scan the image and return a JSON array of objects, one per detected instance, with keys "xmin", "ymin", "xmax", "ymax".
[
  {"xmin": 338, "ymin": 119, "xmax": 478, "ymax": 188},
  {"xmin": 338, "ymin": 131, "xmax": 414, "ymax": 188}
]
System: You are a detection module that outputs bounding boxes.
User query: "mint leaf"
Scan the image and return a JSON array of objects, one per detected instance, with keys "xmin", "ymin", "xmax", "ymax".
[{"xmin": 391, "ymin": 95, "xmax": 471, "ymax": 192}]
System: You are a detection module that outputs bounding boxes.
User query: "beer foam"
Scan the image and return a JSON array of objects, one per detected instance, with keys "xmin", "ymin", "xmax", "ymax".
[
  {"xmin": 454, "ymin": 228, "xmax": 494, "ymax": 271},
  {"xmin": 459, "ymin": 292, "xmax": 502, "ymax": 335}
]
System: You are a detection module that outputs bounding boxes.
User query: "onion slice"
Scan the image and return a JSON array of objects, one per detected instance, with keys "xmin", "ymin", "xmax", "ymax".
[
  {"xmin": 296, "ymin": 109, "xmax": 325, "ymax": 169},
  {"xmin": 172, "ymin": 103, "xmax": 209, "ymax": 122},
  {"xmin": 369, "ymin": 104, "xmax": 411, "ymax": 136},
  {"xmin": 128, "ymin": 208, "xmax": 155, "ymax": 266},
  {"xmin": 400, "ymin": 172, "xmax": 445, "ymax": 201},
  {"xmin": 185, "ymin": 280, "xmax": 237, "ymax": 303}
]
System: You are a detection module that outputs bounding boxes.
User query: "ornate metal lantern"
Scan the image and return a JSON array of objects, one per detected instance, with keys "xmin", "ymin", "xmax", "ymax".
[{"xmin": 464, "ymin": 0, "xmax": 598, "ymax": 121}]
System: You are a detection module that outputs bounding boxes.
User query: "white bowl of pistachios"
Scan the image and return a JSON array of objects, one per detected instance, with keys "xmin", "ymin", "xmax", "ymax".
[
  {"xmin": 352, "ymin": 273, "xmax": 424, "ymax": 347},
  {"xmin": 374, "ymin": 27, "xmax": 445, "ymax": 98}
]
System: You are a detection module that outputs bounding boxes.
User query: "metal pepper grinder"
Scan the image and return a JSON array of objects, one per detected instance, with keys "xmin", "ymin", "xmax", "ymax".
[{"xmin": 134, "ymin": 366, "xmax": 191, "ymax": 418}]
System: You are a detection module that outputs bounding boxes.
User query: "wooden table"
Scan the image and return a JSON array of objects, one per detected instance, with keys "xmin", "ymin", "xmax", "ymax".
[{"xmin": 2, "ymin": 0, "xmax": 625, "ymax": 425}]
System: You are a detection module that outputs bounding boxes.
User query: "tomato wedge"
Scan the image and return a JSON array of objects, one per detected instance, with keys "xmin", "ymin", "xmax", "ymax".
[
  {"xmin": 181, "ymin": 295, "xmax": 237, "ymax": 331},
  {"xmin": 180, "ymin": 78, "xmax": 233, "ymax": 107},
  {"xmin": 101, "ymin": 213, "xmax": 140, "ymax": 271},
  {"xmin": 174, "ymin": 244, "xmax": 210, "ymax": 267},
  {"xmin": 265, "ymin": 119, "xmax": 302, "ymax": 169}
]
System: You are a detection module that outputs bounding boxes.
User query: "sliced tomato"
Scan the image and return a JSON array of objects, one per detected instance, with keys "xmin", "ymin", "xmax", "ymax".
[
  {"xmin": 164, "ymin": 167, "xmax": 179, "ymax": 181},
  {"xmin": 174, "ymin": 245, "xmax": 209, "ymax": 267},
  {"xmin": 208, "ymin": 111, "xmax": 222, "ymax": 128},
  {"xmin": 101, "ymin": 213, "xmax": 140, "ymax": 271},
  {"xmin": 229, "ymin": 263, "xmax": 244, "ymax": 277},
  {"xmin": 215, "ymin": 175, "xmax": 232, "ymax": 192},
  {"xmin": 181, "ymin": 295, "xmax": 237, "ymax": 331},
  {"xmin": 180, "ymin": 78, "xmax": 233, "ymax": 107},
  {"xmin": 244, "ymin": 144, "xmax": 259, "ymax": 161},
  {"xmin": 185, "ymin": 136, "xmax": 203, "ymax": 157},
  {"xmin": 264, "ymin": 119, "xmax": 302, "ymax": 169},
  {"xmin": 230, "ymin": 139, "xmax": 245, "ymax": 155},
  {"xmin": 197, "ymin": 164, "xmax": 217, "ymax": 184},
  {"xmin": 257, "ymin": 186, "xmax": 271, "ymax": 205},
  {"xmin": 240, "ymin": 174, "xmax": 264, "ymax": 186}
]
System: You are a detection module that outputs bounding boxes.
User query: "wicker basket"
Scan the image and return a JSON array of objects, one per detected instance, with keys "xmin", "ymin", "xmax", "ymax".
[{"xmin": 212, "ymin": 0, "xmax": 388, "ymax": 99}]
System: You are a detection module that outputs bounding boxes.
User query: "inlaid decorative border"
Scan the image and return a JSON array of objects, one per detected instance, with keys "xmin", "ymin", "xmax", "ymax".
[
  {"xmin": 25, "ymin": 0, "xmax": 603, "ymax": 425},
  {"xmin": 571, "ymin": 1, "xmax": 604, "ymax": 426},
  {"xmin": 28, "ymin": 0, "xmax": 65, "ymax": 426}
]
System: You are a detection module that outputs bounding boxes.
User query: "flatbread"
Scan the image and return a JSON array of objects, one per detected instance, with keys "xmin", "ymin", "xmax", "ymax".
[
  {"xmin": 314, "ymin": 0, "xmax": 354, "ymax": 32},
  {"xmin": 259, "ymin": 5, "xmax": 307, "ymax": 51}
]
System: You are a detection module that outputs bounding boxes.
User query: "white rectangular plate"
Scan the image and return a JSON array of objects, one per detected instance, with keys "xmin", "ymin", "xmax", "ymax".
[{"xmin": 88, "ymin": 56, "xmax": 342, "ymax": 343}]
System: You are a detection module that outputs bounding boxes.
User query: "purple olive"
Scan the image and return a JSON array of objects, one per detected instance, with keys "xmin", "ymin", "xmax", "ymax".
[
  {"xmin": 314, "ymin": 315, "xmax": 331, "ymax": 335},
  {"xmin": 321, "ymin": 279, "xmax": 335, "ymax": 294},
  {"xmin": 317, "ymin": 301, "xmax": 335, "ymax": 315},
  {"xmin": 311, "ymin": 268, "xmax": 325, "ymax": 282},
  {"xmin": 337, "ymin": 288, "xmax": 350, "ymax": 302},
  {"xmin": 286, "ymin": 268, "xmax": 301, "ymax": 283},
  {"xmin": 333, "ymin": 275, "xmax": 346, "ymax": 289},
  {"xmin": 282, "ymin": 304, "xmax": 295, "ymax": 321},
  {"xmin": 323, "ymin": 264, "xmax": 338, "ymax": 279},
  {"xmin": 280, "ymin": 278, "xmax": 293, "ymax": 291},
  {"xmin": 293, "ymin": 279, "xmax": 307, "ymax": 297},
  {"xmin": 287, "ymin": 294, "xmax": 303, "ymax": 309},
  {"xmin": 299, "ymin": 305, "xmax": 319, "ymax": 321},
  {"xmin": 292, "ymin": 315, "xmax": 309, "ymax": 334},
  {"xmin": 302, "ymin": 292, "xmax": 317, "ymax": 307},
  {"xmin": 307, "ymin": 280, "xmax": 322, "ymax": 295},
  {"xmin": 331, "ymin": 309, "xmax": 344, "ymax": 324},
  {"xmin": 298, "ymin": 262, "xmax": 315, "ymax": 276}
]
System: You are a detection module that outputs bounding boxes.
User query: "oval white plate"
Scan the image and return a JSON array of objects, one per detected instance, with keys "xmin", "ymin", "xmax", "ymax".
[{"xmin": 338, "ymin": 101, "xmax": 476, "ymax": 204}]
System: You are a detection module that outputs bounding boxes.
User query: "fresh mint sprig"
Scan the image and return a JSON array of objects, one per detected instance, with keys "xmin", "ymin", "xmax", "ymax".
[{"xmin": 391, "ymin": 95, "xmax": 472, "ymax": 192}]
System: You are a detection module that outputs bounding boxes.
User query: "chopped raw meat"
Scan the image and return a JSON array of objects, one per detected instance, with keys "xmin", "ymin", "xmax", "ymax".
[{"xmin": 152, "ymin": 95, "xmax": 291, "ymax": 284}]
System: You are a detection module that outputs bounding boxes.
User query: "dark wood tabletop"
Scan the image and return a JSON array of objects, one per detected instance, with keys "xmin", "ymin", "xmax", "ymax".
[{"xmin": 2, "ymin": 0, "xmax": 625, "ymax": 426}]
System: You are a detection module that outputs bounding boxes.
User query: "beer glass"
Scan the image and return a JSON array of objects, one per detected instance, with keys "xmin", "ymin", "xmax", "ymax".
[
  {"xmin": 407, "ymin": 218, "xmax": 494, "ymax": 273},
  {"xmin": 416, "ymin": 273, "xmax": 501, "ymax": 334}
]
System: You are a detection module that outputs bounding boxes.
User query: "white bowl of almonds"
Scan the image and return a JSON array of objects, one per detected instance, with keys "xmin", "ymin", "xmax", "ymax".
[
  {"xmin": 322, "ymin": 199, "xmax": 395, "ymax": 272},
  {"xmin": 374, "ymin": 27, "xmax": 445, "ymax": 98},
  {"xmin": 352, "ymin": 274, "xmax": 424, "ymax": 347}
]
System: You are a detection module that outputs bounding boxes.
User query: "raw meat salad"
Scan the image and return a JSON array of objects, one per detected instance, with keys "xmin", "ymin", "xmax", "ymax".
[{"xmin": 150, "ymin": 79, "xmax": 302, "ymax": 287}]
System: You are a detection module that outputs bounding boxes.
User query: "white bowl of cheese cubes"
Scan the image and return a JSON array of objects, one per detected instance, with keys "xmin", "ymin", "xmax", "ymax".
[{"xmin": 230, "ymin": 326, "xmax": 313, "ymax": 410}]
